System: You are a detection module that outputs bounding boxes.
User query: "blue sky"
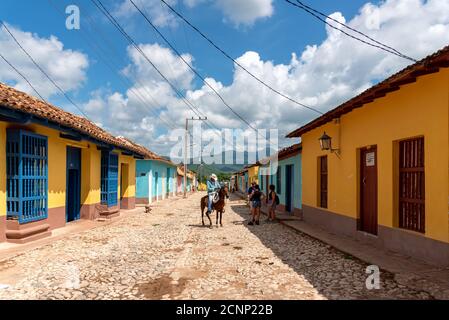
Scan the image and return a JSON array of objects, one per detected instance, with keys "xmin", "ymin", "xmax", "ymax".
[
  {"xmin": 1, "ymin": 0, "xmax": 448, "ymax": 156},
  {"xmin": 1, "ymin": 0, "xmax": 373, "ymax": 94}
]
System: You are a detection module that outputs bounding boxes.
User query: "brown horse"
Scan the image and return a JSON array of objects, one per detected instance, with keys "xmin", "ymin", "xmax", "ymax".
[{"xmin": 200, "ymin": 186, "xmax": 229, "ymax": 227}]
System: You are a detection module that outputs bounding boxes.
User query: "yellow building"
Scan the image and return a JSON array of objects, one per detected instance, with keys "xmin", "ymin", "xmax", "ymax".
[
  {"xmin": 247, "ymin": 164, "xmax": 259, "ymax": 185},
  {"xmin": 0, "ymin": 83, "xmax": 146, "ymax": 243},
  {"xmin": 287, "ymin": 45, "xmax": 449, "ymax": 267}
]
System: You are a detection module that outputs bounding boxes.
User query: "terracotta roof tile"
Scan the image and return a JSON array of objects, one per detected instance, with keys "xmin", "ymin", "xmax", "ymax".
[{"xmin": 0, "ymin": 82, "xmax": 153, "ymax": 156}]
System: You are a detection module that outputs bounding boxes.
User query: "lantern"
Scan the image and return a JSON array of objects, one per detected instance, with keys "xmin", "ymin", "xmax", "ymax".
[{"xmin": 319, "ymin": 132, "xmax": 332, "ymax": 151}]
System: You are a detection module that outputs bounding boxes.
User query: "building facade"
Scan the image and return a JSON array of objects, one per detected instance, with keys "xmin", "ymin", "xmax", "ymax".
[
  {"xmin": 0, "ymin": 83, "xmax": 144, "ymax": 243},
  {"xmin": 259, "ymin": 144, "xmax": 302, "ymax": 215},
  {"xmin": 176, "ymin": 166, "xmax": 196, "ymax": 194},
  {"xmin": 247, "ymin": 165, "xmax": 259, "ymax": 185},
  {"xmin": 287, "ymin": 46, "xmax": 449, "ymax": 266},
  {"xmin": 136, "ymin": 159, "xmax": 177, "ymax": 204}
]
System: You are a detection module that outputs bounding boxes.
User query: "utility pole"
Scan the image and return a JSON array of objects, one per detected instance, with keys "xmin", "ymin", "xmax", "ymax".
[{"xmin": 184, "ymin": 116, "xmax": 207, "ymax": 198}]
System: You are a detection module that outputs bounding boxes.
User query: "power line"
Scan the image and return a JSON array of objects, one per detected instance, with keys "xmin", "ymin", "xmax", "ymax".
[
  {"xmin": 0, "ymin": 21, "xmax": 91, "ymax": 118},
  {"xmin": 295, "ymin": 0, "xmax": 405, "ymax": 56},
  {"xmin": 91, "ymin": 0, "xmax": 247, "ymax": 150},
  {"xmin": 47, "ymin": 0, "xmax": 180, "ymax": 132},
  {"xmin": 284, "ymin": 0, "xmax": 417, "ymax": 63},
  {"xmin": 159, "ymin": 0, "xmax": 323, "ymax": 115},
  {"xmin": 129, "ymin": 0, "xmax": 262, "ymax": 134},
  {"xmin": 130, "ymin": 0, "xmax": 298, "ymax": 152},
  {"xmin": 91, "ymin": 0, "xmax": 204, "ymax": 119},
  {"xmin": 0, "ymin": 51, "xmax": 46, "ymax": 101}
]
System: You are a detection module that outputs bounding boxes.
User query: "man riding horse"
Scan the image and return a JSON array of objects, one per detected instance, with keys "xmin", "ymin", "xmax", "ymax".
[
  {"xmin": 206, "ymin": 173, "xmax": 221, "ymax": 215},
  {"xmin": 201, "ymin": 173, "xmax": 228, "ymax": 227}
]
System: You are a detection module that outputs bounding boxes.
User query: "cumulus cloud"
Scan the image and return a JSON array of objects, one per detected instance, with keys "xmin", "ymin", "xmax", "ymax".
[
  {"xmin": 0, "ymin": 23, "xmax": 89, "ymax": 99},
  {"xmin": 85, "ymin": 0, "xmax": 449, "ymax": 156},
  {"xmin": 115, "ymin": 0, "xmax": 179, "ymax": 27}
]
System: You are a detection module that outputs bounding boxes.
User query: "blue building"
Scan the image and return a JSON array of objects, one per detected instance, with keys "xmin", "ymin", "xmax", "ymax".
[
  {"xmin": 136, "ymin": 158, "xmax": 178, "ymax": 204},
  {"xmin": 259, "ymin": 143, "xmax": 302, "ymax": 216}
]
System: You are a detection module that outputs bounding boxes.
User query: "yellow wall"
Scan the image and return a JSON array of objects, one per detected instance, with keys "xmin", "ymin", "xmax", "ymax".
[
  {"xmin": 81, "ymin": 144, "xmax": 101, "ymax": 206},
  {"xmin": 0, "ymin": 122, "xmax": 137, "ymax": 215},
  {"xmin": 301, "ymin": 69, "xmax": 449, "ymax": 243},
  {"xmin": 248, "ymin": 166, "xmax": 259, "ymax": 184},
  {"xmin": 118, "ymin": 154, "xmax": 136, "ymax": 199}
]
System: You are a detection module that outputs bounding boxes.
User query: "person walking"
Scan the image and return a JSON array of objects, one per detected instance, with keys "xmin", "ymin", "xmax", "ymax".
[
  {"xmin": 206, "ymin": 174, "xmax": 221, "ymax": 215},
  {"xmin": 248, "ymin": 184, "xmax": 263, "ymax": 225},
  {"xmin": 266, "ymin": 184, "xmax": 278, "ymax": 222}
]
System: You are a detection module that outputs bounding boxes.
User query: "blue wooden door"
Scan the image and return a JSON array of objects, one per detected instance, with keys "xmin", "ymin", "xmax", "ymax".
[
  {"xmin": 66, "ymin": 146, "xmax": 81, "ymax": 222},
  {"xmin": 166, "ymin": 168, "xmax": 170, "ymax": 195}
]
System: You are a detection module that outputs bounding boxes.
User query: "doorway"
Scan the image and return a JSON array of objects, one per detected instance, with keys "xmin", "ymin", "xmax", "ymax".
[
  {"xmin": 66, "ymin": 146, "xmax": 81, "ymax": 222},
  {"xmin": 360, "ymin": 146, "xmax": 378, "ymax": 235},
  {"xmin": 155, "ymin": 172, "xmax": 159, "ymax": 201},
  {"xmin": 286, "ymin": 165, "xmax": 294, "ymax": 212},
  {"xmin": 120, "ymin": 163, "xmax": 129, "ymax": 202}
]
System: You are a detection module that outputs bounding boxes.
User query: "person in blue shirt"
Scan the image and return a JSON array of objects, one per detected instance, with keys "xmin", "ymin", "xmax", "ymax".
[{"xmin": 206, "ymin": 173, "xmax": 221, "ymax": 214}]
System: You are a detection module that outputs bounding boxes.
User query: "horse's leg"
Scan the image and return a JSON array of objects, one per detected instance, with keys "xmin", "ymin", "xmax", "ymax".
[
  {"xmin": 220, "ymin": 210, "xmax": 223, "ymax": 227},
  {"xmin": 206, "ymin": 211, "xmax": 212, "ymax": 227},
  {"xmin": 201, "ymin": 202, "xmax": 205, "ymax": 226},
  {"xmin": 216, "ymin": 210, "xmax": 219, "ymax": 226}
]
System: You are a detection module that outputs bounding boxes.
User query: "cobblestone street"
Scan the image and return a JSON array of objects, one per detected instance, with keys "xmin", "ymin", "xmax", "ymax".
[{"xmin": 0, "ymin": 193, "xmax": 433, "ymax": 300}]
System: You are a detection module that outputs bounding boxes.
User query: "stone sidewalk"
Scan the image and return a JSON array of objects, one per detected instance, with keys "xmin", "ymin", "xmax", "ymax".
[{"xmin": 234, "ymin": 191, "xmax": 449, "ymax": 299}]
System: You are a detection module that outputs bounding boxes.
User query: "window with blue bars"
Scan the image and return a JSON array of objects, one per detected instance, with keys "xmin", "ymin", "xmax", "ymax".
[
  {"xmin": 6, "ymin": 129, "xmax": 48, "ymax": 224},
  {"xmin": 101, "ymin": 151, "xmax": 118, "ymax": 207}
]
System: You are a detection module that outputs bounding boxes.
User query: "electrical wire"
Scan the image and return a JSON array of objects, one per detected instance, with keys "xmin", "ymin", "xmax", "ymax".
[
  {"xmin": 285, "ymin": 0, "xmax": 417, "ymax": 62},
  {"xmin": 159, "ymin": 0, "xmax": 324, "ymax": 115},
  {"xmin": 129, "ymin": 0, "xmax": 263, "ymax": 133},
  {"xmin": 0, "ymin": 21, "xmax": 91, "ymax": 118},
  {"xmin": 47, "ymin": 0, "xmax": 180, "ymax": 132},
  {"xmin": 91, "ymin": 0, "xmax": 204, "ymax": 119},
  {"xmin": 0, "ymin": 51, "xmax": 46, "ymax": 102}
]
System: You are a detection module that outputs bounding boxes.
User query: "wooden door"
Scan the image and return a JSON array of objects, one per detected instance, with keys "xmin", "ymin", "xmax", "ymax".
[{"xmin": 360, "ymin": 146, "xmax": 378, "ymax": 235}]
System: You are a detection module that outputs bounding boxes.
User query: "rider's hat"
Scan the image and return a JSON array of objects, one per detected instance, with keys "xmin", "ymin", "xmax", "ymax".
[{"xmin": 211, "ymin": 174, "xmax": 218, "ymax": 180}]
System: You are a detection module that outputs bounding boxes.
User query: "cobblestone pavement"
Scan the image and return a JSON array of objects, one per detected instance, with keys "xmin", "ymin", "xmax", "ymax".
[{"xmin": 0, "ymin": 193, "xmax": 433, "ymax": 300}]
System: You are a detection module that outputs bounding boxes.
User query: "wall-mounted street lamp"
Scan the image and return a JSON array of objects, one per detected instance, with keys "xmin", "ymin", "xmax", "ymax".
[{"xmin": 319, "ymin": 131, "xmax": 340, "ymax": 156}]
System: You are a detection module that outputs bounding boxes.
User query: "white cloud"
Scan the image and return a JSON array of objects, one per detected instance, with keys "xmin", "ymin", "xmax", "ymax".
[
  {"xmin": 115, "ymin": 0, "xmax": 179, "ymax": 27},
  {"xmin": 215, "ymin": 0, "xmax": 274, "ymax": 26},
  {"xmin": 124, "ymin": 43, "xmax": 194, "ymax": 90},
  {"xmin": 0, "ymin": 23, "xmax": 89, "ymax": 99},
  {"xmin": 85, "ymin": 0, "xmax": 449, "ymax": 156}
]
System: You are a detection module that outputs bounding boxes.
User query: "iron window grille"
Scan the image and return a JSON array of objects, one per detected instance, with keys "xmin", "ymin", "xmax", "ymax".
[{"xmin": 6, "ymin": 129, "xmax": 48, "ymax": 224}]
